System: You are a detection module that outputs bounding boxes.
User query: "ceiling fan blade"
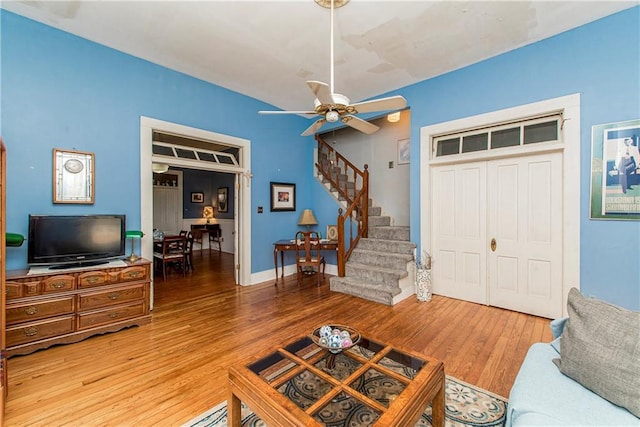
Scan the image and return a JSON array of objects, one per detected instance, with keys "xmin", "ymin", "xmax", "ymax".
[
  {"xmin": 341, "ymin": 115, "xmax": 379, "ymax": 134},
  {"xmin": 259, "ymin": 110, "xmax": 317, "ymax": 116},
  {"xmin": 307, "ymin": 81, "xmax": 334, "ymax": 105},
  {"xmin": 301, "ymin": 118, "xmax": 327, "ymax": 136},
  {"xmin": 350, "ymin": 95, "xmax": 407, "ymax": 114}
]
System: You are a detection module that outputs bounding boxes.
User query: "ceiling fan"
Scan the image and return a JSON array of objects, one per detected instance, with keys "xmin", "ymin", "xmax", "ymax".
[{"xmin": 258, "ymin": 0, "xmax": 407, "ymax": 137}]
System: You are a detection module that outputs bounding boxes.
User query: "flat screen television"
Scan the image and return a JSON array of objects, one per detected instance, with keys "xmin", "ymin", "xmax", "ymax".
[{"xmin": 28, "ymin": 214, "xmax": 126, "ymax": 269}]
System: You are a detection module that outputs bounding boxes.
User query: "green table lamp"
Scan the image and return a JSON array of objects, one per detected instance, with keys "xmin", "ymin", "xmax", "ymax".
[{"xmin": 125, "ymin": 230, "xmax": 144, "ymax": 262}]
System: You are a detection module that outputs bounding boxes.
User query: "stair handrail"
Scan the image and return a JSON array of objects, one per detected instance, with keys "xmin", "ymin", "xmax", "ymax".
[
  {"xmin": 315, "ymin": 136, "xmax": 364, "ymax": 206},
  {"xmin": 315, "ymin": 135, "xmax": 368, "ymax": 277}
]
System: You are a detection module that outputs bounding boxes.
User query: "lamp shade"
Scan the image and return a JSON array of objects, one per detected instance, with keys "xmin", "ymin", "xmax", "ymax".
[
  {"xmin": 125, "ymin": 230, "xmax": 144, "ymax": 239},
  {"xmin": 203, "ymin": 206, "xmax": 214, "ymax": 219},
  {"xmin": 6, "ymin": 233, "xmax": 25, "ymax": 247},
  {"xmin": 298, "ymin": 209, "xmax": 318, "ymax": 226}
]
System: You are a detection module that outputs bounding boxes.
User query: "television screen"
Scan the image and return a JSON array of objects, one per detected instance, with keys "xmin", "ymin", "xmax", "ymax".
[{"xmin": 28, "ymin": 214, "xmax": 126, "ymax": 268}]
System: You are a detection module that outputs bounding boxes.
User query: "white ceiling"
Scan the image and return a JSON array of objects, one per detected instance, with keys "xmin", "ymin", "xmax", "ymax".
[{"xmin": 2, "ymin": 1, "xmax": 637, "ymax": 112}]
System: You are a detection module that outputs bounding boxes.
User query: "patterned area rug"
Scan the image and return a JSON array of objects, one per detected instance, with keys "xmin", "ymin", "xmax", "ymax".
[{"xmin": 182, "ymin": 376, "xmax": 507, "ymax": 427}]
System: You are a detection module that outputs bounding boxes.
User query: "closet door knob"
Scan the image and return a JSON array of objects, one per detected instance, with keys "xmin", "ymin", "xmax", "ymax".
[{"xmin": 490, "ymin": 238, "xmax": 497, "ymax": 252}]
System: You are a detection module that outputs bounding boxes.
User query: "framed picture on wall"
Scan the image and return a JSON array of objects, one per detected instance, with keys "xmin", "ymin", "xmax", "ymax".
[
  {"xmin": 397, "ymin": 138, "xmax": 410, "ymax": 165},
  {"xmin": 191, "ymin": 192, "xmax": 204, "ymax": 203},
  {"xmin": 217, "ymin": 187, "xmax": 229, "ymax": 213},
  {"xmin": 270, "ymin": 182, "xmax": 296, "ymax": 212},
  {"xmin": 589, "ymin": 118, "xmax": 640, "ymax": 220}
]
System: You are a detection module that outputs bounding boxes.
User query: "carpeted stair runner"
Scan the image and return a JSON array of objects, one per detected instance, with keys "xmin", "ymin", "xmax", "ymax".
[{"xmin": 329, "ymin": 201, "xmax": 415, "ymax": 306}]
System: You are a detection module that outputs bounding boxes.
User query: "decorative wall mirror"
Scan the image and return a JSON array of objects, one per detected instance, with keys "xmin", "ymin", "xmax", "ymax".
[
  {"xmin": 53, "ymin": 148, "xmax": 95, "ymax": 204},
  {"xmin": 217, "ymin": 187, "xmax": 229, "ymax": 213}
]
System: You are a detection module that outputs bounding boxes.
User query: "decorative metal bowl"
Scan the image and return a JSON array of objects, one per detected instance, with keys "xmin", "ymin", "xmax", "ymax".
[{"xmin": 311, "ymin": 324, "xmax": 361, "ymax": 354}]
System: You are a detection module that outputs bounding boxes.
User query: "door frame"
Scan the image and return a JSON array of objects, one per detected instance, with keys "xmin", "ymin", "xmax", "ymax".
[
  {"xmin": 140, "ymin": 117, "xmax": 252, "ymax": 288},
  {"xmin": 420, "ymin": 93, "xmax": 580, "ymax": 316}
]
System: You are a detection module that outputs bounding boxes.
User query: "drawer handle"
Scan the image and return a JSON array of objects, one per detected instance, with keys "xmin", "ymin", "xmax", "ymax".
[
  {"xmin": 108, "ymin": 292, "xmax": 120, "ymax": 300},
  {"xmin": 109, "ymin": 313, "xmax": 118, "ymax": 319},
  {"xmin": 87, "ymin": 277, "xmax": 100, "ymax": 284},
  {"xmin": 127, "ymin": 271, "xmax": 142, "ymax": 278},
  {"xmin": 24, "ymin": 326, "xmax": 39, "ymax": 337},
  {"xmin": 51, "ymin": 281, "xmax": 67, "ymax": 289},
  {"xmin": 25, "ymin": 306, "xmax": 39, "ymax": 315}
]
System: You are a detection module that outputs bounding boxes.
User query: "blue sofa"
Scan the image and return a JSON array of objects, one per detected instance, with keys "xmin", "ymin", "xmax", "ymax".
[{"xmin": 506, "ymin": 318, "xmax": 640, "ymax": 426}]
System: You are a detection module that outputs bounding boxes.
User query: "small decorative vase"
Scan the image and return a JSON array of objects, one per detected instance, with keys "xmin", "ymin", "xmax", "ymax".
[{"xmin": 416, "ymin": 268, "xmax": 432, "ymax": 302}]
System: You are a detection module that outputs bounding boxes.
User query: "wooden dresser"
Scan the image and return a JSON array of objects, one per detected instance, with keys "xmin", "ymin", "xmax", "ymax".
[{"xmin": 5, "ymin": 259, "xmax": 151, "ymax": 357}]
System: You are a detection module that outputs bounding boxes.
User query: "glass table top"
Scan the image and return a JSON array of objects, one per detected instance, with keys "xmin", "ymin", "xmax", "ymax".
[{"xmin": 247, "ymin": 335, "xmax": 428, "ymax": 426}]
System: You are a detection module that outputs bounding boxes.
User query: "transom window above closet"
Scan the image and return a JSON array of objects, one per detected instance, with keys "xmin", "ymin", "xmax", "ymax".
[{"xmin": 433, "ymin": 113, "xmax": 562, "ymax": 158}]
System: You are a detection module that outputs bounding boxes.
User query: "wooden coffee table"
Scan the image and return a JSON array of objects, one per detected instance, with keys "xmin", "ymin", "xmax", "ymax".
[{"xmin": 228, "ymin": 332, "xmax": 445, "ymax": 426}]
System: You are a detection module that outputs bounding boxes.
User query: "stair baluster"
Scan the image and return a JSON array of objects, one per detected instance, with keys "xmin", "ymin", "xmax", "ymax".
[{"xmin": 316, "ymin": 136, "xmax": 368, "ymax": 276}]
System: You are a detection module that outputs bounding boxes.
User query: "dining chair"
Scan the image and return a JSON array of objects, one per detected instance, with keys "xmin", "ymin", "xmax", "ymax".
[
  {"xmin": 295, "ymin": 230, "xmax": 325, "ymax": 286},
  {"xmin": 184, "ymin": 231, "xmax": 194, "ymax": 272},
  {"xmin": 153, "ymin": 235, "xmax": 186, "ymax": 279}
]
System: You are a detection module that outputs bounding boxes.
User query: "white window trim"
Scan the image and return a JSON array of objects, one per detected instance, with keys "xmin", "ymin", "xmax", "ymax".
[{"xmin": 420, "ymin": 93, "xmax": 580, "ymax": 316}]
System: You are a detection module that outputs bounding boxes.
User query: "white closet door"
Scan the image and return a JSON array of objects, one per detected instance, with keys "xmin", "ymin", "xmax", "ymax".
[
  {"xmin": 487, "ymin": 152, "xmax": 563, "ymax": 319},
  {"xmin": 431, "ymin": 162, "xmax": 487, "ymax": 304},
  {"xmin": 153, "ymin": 187, "xmax": 181, "ymax": 235}
]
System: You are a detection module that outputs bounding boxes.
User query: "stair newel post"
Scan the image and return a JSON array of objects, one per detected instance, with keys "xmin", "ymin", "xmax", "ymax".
[
  {"xmin": 362, "ymin": 164, "xmax": 369, "ymax": 238},
  {"xmin": 337, "ymin": 208, "xmax": 345, "ymax": 277}
]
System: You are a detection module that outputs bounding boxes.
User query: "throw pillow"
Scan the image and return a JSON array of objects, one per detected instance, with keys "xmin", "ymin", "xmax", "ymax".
[{"xmin": 553, "ymin": 288, "xmax": 640, "ymax": 417}]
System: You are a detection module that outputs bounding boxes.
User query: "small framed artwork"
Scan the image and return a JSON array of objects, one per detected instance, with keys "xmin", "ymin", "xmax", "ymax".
[
  {"xmin": 53, "ymin": 148, "xmax": 95, "ymax": 204},
  {"xmin": 326, "ymin": 225, "xmax": 338, "ymax": 241},
  {"xmin": 270, "ymin": 182, "xmax": 296, "ymax": 212},
  {"xmin": 191, "ymin": 192, "xmax": 204, "ymax": 203},
  {"xmin": 217, "ymin": 187, "xmax": 229, "ymax": 213},
  {"xmin": 397, "ymin": 138, "xmax": 410, "ymax": 165},
  {"xmin": 589, "ymin": 118, "xmax": 640, "ymax": 220}
]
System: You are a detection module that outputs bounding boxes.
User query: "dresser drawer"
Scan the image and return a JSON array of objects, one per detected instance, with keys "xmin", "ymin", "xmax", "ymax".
[
  {"xmin": 6, "ymin": 280, "xmax": 42, "ymax": 300},
  {"xmin": 77, "ymin": 302, "xmax": 147, "ymax": 330},
  {"xmin": 77, "ymin": 271, "xmax": 111, "ymax": 289},
  {"xmin": 6, "ymin": 316, "xmax": 75, "ymax": 347},
  {"xmin": 117, "ymin": 266, "xmax": 148, "ymax": 283},
  {"xmin": 5, "ymin": 281, "xmax": 24, "ymax": 299},
  {"xmin": 6, "ymin": 297, "xmax": 75, "ymax": 325},
  {"xmin": 42, "ymin": 275, "xmax": 75, "ymax": 293},
  {"xmin": 77, "ymin": 284, "xmax": 146, "ymax": 311}
]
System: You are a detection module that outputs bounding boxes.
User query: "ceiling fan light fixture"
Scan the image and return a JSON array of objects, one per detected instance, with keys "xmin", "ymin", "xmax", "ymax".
[
  {"xmin": 326, "ymin": 110, "xmax": 340, "ymax": 123},
  {"xmin": 314, "ymin": 0, "xmax": 349, "ymax": 9}
]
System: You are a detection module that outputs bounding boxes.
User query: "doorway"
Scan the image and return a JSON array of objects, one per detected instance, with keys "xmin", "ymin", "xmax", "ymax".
[
  {"xmin": 420, "ymin": 94, "xmax": 580, "ymax": 318},
  {"xmin": 140, "ymin": 117, "xmax": 252, "ymax": 289}
]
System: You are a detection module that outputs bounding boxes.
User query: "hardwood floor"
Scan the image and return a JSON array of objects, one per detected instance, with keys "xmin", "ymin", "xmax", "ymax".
[{"xmin": 4, "ymin": 251, "xmax": 553, "ymax": 426}]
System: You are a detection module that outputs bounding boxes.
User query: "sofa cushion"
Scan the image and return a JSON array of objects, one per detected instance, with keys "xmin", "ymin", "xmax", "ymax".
[
  {"xmin": 508, "ymin": 343, "xmax": 640, "ymax": 426},
  {"xmin": 553, "ymin": 288, "xmax": 640, "ymax": 418}
]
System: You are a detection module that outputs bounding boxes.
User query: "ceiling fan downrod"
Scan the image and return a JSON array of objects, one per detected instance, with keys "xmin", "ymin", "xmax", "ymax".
[{"xmin": 314, "ymin": 0, "xmax": 349, "ymax": 94}]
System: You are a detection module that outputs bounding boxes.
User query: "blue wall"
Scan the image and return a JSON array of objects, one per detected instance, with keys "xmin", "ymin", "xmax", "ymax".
[
  {"xmin": 0, "ymin": 10, "xmax": 324, "ymax": 274},
  {"xmin": 1, "ymin": 7, "xmax": 639, "ymax": 309},
  {"xmin": 397, "ymin": 6, "xmax": 639, "ymax": 310}
]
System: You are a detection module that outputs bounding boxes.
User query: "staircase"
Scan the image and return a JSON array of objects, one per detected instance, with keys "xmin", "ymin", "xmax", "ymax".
[
  {"xmin": 316, "ymin": 138, "xmax": 416, "ymax": 306},
  {"xmin": 329, "ymin": 202, "xmax": 416, "ymax": 305}
]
